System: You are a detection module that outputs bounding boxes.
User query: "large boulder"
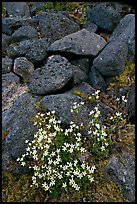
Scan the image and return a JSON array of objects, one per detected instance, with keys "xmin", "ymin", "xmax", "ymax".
[
  {"xmin": 12, "ymin": 25, "xmax": 38, "ymax": 42},
  {"xmin": 106, "ymin": 151, "xmax": 135, "ymax": 202},
  {"xmin": 47, "ymin": 29, "xmax": 107, "ymax": 57},
  {"xmin": 42, "ymin": 88, "xmax": 113, "ymax": 129},
  {"xmin": 29, "ymin": 55, "xmax": 74, "ymax": 95},
  {"xmin": 110, "ymin": 14, "xmax": 135, "ymax": 61},
  {"xmin": 86, "ymin": 2, "xmax": 121, "ymax": 32},
  {"xmin": 2, "ymin": 58, "xmax": 13, "ymax": 74},
  {"xmin": 90, "ymin": 40, "xmax": 128, "ymax": 77},
  {"xmin": 3, "ymin": 2, "xmax": 31, "ymax": 18},
  {"xmin": 13, "ymin": 57, "xmax": 34, "ymax": 83},
  {"xmin": 2, "ymin": 92, "xmax": 41, "ymax": 173},
  {"xmin": 38, "ymin": 11, "xmax": 80, "ymax": 44}
]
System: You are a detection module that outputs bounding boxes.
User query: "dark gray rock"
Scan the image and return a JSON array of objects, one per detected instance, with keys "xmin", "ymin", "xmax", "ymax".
[
  {"xmin": 13, "ymin": 57, "xmax": 34, "ymax": 83},
  {"xmin": 42, "ymin": 92, "xmax": 94, "ymax": 127},
  {"xmin": 3, "ymin": 2, "xmax": 30, "ymax": 18},
  {"xmin": 73, "ymin": 66, "xmax": 88, "ymax": 86},
  {"xmin": 106, "ymin": 151, "xmax": 135, "ymax": 202},
  {"xmin": 6, "ymin": 41, "xmax": 28, "ymax": 59},
  {"xmin": 2, "ymin": 72, "xmax": 21, "ymax": 111},
  {"xmin": 70, "ymin": 82, "xmax": 95, "ymax": 97},
  {"xmin": 2, "ymin": 72, "xmax": 20, "ymax": 86},
  {"xmin": 29, "ymin": 55, "xmax": 74, "ymax": 95},
  {"xmin": 110, "ymin": 14, "xmax": 135, "ymax": 62},
  {"xmin": 127, "ymin": 83, "xmax": 135, "ymax": 123},
  {"xmin": 91, "ymin": 40, "xmax": 128, "ymax": 77},
  {"xmin": 89, "ymin": 66, "xmax": 106, "ymax": 91},
  {"xmin": 48, "ymin": 29, "xmax": 106, "ymax": 57},
  {"xmin": 6, "ymin": 38, "xmax": 49, "ymax": 64},
  {"xmin": 86, "ymin": 2, "xmax": 121, "ymax": 32},
  {"xmin": 30, "ymin": 2, "xmax": 46, "ymax": 16},
  {"xmin": 84, "ymin": 21, "xmax": 98, "ymax": 33},
  {"xmin": 2, "ymin": 58, "xmax": 13, "ymax": 74},
  {"xmin": 2, "ymin": 33, "xmax": 12, "ymax": 54},
  {"xmin": 38, "ymin": 11, "xmax": 80, "ymax": 44},
  {"xmin": 2, "ymin": 92, "xmax": 41, "ymax": 173},
  {"xmin": 25, "ymin": 38, "xmax": 50, "ymax": 64},
  {"xmin": 12, "ymin": 25, "xmax": 38, "ymax": 42},
  {"xmin": 2, "ymin": 16, "xmax": 38, "ymax": 36},
  {"xmin": 110, "ymin": 14, "xmax": 135, "ymax": 43},
  {"xmin": 42, "ymin": 91, "xmax": 113, "ymax": 130},
  {"xmin": 70, "ymin": 57, "xmax": 90, "ymax": 74}
]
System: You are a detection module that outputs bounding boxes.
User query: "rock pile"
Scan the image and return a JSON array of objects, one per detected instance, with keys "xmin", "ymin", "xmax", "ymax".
[{"xmin": 2, "ymin": 2, "xmax": 135, "ymax": 202}]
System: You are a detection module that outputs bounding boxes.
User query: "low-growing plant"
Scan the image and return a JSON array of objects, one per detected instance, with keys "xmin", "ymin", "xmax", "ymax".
[
  {"xmin": 17, "ymin": 110, "xmax": 96, "ymax": 198},
  {"xmin": 17, "ymin": 89, "xmax": 128, "ymax": 198}
]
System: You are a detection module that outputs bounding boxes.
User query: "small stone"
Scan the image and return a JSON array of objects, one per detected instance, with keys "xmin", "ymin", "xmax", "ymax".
[{"xmin": 13, "ymin": 57, "xmax": 34, "ymax": 83}]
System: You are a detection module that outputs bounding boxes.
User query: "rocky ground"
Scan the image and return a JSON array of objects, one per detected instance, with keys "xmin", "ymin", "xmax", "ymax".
[{"xmin": 2, "ymin": 2, "xmax": 135, "ymax": 202}]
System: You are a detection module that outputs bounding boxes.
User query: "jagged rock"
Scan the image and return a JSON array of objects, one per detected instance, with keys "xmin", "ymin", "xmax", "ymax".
[
  {"xmin": 2, "ymin": 72, "xmax": 20, "ymax": 86},
  {"xmin": 2, "ymin": 58, "xmax": 13, "ymax": 74},
  {"xmin": 3, "ymin": 2, "xmax": 30, "ymax": 18},
  {"xmin": 88, "ymin": 66, "xmax": 106, "ymax": 91},
  {"xmin": 29, "ymin": 55, "xmax": 74, "ymax": 95},
  {"xmin": 12, "ymin": 25, "xmax": 38, "ymax": 42},
  {"xmin": 70, "ymin": 57, "xmax": 90, "ymax": 74},
  {"xmin": 86, "ymin": 2, "xmax": 121, "ymax": 32},
  {"xmin": 106, "ymin": 151, "xmax": 135, "ymax": 202},
  {"xmin": 48, "ymin": 29, "xmax": 106, "ymax": 57},
  {"xmin": 2, "ymin": 33, "xmax": 12, "ymax": 54},
  {"xmin": 127, "ymin": 83, "xmax": 135, "ymax": 123},
  {"xmin": 13, "ymin": 57, "xmax": 34, "ymax": 83},
  {"xmin": 2, "ymin": 92, "xmax": 41, "ymax": 173},
  {"xmin": 90, "ymin": 40, "xmax": 128, "ymax": 77},
  {"xmin": 38, "ymin": 11, "xmax": 80, "ymax": 44}
]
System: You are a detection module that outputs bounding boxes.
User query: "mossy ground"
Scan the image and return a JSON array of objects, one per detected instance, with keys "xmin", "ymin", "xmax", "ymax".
[{"xmin": 107, "ymin": 62, "xmax": 135, "ymax": 95}]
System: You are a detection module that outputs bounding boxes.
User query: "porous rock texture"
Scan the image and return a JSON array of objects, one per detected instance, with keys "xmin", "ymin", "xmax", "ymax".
[{"xmin": 2, "ymin": 2, "xmax": 135, "ymax": 202}]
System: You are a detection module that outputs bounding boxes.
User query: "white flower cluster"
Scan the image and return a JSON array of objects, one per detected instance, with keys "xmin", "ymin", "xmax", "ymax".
[
  {"xmin": 71, "ymin": 101, "xmax": 84, "ymax": 113},
  {"xmin": 90, "ymin": 90, "xmax": 100, "ymax": 100},
  {"xmin": 88, "ymin": 104, "xmax": 109, "ymax": 152},
  {"xmin": 116, "ymin": 95, "xmax": 127, "ymax": 103},
  {"xmin": 17, "ymin": 110, "xmax": 95, "ymax": 194}
]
